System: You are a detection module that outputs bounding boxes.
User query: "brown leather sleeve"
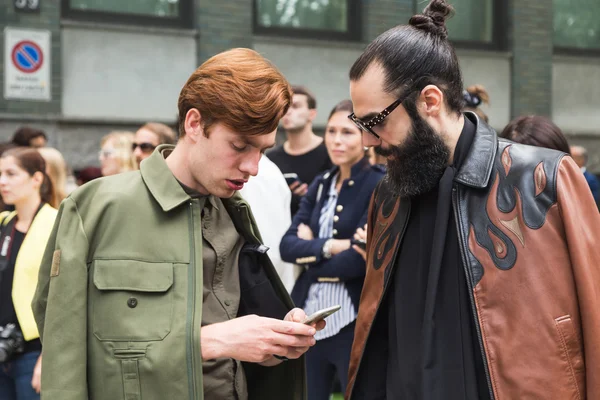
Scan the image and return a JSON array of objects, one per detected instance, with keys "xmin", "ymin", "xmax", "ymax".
[{"xmin": 557, "ymin": 156, "xmax": 600, "ymax": 397}]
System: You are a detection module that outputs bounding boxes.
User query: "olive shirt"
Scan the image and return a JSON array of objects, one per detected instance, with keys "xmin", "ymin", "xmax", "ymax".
[
  {"xmin": 177, "ymin": 181, "xmax": 248, "ymax": 399},
  {"xmin": 199, "ymin": 195, "xmax": 247, "ymax": 400}
]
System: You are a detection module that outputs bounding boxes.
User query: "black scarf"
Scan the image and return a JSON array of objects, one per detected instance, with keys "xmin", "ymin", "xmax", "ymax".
[{"xmin": 387, "ymin": 116, "xmax": 490, "ymax": 399}]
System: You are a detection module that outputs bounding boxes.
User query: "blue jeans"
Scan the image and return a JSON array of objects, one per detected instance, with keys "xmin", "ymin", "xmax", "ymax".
[{"xmin": 0, "ymin": 350, "xmax": 41, "ymax": 400}]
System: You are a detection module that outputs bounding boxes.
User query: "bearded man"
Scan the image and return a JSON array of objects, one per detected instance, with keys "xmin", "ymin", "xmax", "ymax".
[{"xmin": 345, "ymin": 1, "xmax": 600, "ymax": 399}]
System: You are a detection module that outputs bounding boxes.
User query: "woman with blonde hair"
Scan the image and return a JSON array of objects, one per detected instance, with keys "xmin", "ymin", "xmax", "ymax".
[
  {"xmin": 99, "ymin": 131, "xmax": 136, "ymax": 176},
  {"xmin": 37, "ymin": 147, "xmax": 68, "ymax": 208}
]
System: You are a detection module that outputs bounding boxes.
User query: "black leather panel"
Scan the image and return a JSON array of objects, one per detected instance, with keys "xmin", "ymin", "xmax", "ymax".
[
  {"xmin": 459, "ymin": 140, "xmax": 564, "ymax": 280},
  {"xmin": 494, "ymin": 141, "xmax": 563, "ymax": 229},
  {"xmin": 370, "ymin": 181, "xmax": 410, "ymax": 289}
]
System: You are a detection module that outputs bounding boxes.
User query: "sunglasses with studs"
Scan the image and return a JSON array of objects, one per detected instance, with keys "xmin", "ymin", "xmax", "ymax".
[{"xmin": 347, "ymin": 90, "xmax": 415, "ymax": 140}]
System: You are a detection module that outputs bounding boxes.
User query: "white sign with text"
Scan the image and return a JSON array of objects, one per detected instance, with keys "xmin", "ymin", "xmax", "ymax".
[{"xmin": 4, "ymin": 27, "xmax": 51, "ymax": 101}]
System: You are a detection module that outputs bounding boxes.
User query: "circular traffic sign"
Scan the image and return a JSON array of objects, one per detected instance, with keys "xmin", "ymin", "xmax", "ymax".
[{"xmin": 11, "ymin": 40, "xmax": 44, "ymax": 73}]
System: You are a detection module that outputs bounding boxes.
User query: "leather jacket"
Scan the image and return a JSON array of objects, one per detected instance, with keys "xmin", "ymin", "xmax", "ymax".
[{"xmin": 347, "ymin": 112, "xmax": 600, "ymax": 399}]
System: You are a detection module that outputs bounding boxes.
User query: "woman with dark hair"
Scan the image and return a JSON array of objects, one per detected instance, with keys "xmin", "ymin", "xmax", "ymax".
[
  {"xmin": 0, "ymin": 148, "xmax": 58, "ymax": 400},
  {"xmin": 280, "ymin": 100, "xmax": 385, "ymax": 400},
  {"xmin": 0, "ymin": 143, "xmax": 17, "ymax": 212},
  {"xmin": 11, "ymin": 128, "xmax": 47, "ymax": 149},
  {"xmin": 500, "ymin": 115, "xmax": 571, "ymax": 153}
]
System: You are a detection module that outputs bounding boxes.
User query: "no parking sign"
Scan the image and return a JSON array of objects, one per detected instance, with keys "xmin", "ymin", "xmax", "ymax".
[{"xmin": 4, "ymin": 27, "xmax": 51, "ymax": 101}]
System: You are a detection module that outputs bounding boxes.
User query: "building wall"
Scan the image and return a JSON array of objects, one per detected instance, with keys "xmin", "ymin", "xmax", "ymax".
[
  {"xmin": 1, "ymin": 0, "xmax": 600, "ymax": 172},
  {"xmin": 256, "ymin": 40, "xmax": 512, "ymax": 132},
  {"xmin": 553, "ymin": 56, "xmax": 600, "ymax": 170},
  {"xmin": 61, "ymin": 24, "xmax": 196, "ymax": 122},
  {"xmin": 0, "ymin": 0, "xmax": 61, "ymax": 115},
  {"xmin": 509, "ymin": 0, "xmax": 553, "ymax": 118},
  {"xmin": 254, "ymin": 38, "xmax": 363, "ymax": 128},
  {"xmin": 553, "ymin": 56, "xmax": 600, "ymax": 134}
]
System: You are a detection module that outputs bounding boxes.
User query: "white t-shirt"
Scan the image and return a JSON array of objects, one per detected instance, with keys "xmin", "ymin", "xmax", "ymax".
[{"xmin": 239, "ymin": 156, "xmax": 299, "ymax": 293}]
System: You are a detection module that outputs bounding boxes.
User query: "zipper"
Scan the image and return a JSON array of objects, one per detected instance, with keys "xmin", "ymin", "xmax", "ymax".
[
  {"xmin": 186, "ymin": 201, "xmax": 197, "ymax": 400},
  {"xmin": 452, "ymin": 185, "xmax": 495, "ymax": 400},
  {"xmin": 347, "ymin": 198, "xmax": 410, "ymax": 398}
]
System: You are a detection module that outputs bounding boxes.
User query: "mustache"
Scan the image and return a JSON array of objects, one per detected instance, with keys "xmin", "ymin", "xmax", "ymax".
[{"xmin": 374, "ymin": 145, "xmax": 395, "ymax": 157}]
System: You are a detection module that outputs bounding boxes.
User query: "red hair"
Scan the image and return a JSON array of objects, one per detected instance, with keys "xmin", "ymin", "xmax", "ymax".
[{"xmin": 177, "ymin": 48, "xmax": 292, "ymax": 137}]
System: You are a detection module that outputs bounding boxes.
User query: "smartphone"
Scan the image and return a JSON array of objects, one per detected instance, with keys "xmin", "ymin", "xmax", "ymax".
[
  {"xmin": 303, "ymin": 305, "xmax": 341, "ymax": 325},
  {"xmin": 351, "ymin": 238, "xmax": 367, "ymax": 251},
  {"xmin": 283, "ymin": 173, "xmax": 302, "ymax": 187}
]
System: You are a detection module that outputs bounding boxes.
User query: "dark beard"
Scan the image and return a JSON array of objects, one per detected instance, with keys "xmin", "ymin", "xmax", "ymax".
[{"xmin": 375, "ymin": 113, "xmax": 450, "ymax": 198}]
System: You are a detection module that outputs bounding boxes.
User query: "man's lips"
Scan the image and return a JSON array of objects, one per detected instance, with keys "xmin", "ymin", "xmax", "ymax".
[{"xmin": 226, "ymin": 179, "xmax": 248, "ymax": 190}]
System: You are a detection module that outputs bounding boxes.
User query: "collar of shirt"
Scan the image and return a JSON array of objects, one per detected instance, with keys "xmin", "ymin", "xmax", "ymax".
[{"xmin": 140, "ymin": 144, "xmax": 219, "ymax": 211}]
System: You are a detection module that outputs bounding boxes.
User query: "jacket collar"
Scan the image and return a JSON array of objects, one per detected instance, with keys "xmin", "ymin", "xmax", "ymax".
[
  {"xmin": 322, "ymin": 156, "xmax": 370, "ymax": 181},
  {"xmin": 454, "ymin": 111, "xmax": 498, "ymax": 189},
  {"xmin": 140, "ymin": 145, "xmax": 192, "ymax": 212}
]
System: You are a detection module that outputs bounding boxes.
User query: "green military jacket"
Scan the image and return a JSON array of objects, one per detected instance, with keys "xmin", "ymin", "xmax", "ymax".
[{"xmin": 32, "ymin": 146, "xmax": 306, "ymax": 400}]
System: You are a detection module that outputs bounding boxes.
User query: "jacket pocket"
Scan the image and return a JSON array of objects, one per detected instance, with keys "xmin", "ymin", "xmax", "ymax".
[
  {"xmin": 554, "ymin": 315, "xmax": 585, "ymax": 399},
  {"xmin": 91, "ymin": 259, "xmax": 174, "ymax": 341}
]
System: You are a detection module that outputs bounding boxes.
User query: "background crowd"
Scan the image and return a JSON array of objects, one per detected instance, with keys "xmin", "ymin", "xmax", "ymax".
[{"xmin": 0, "ymin": 79, "xmax": 598, "ymax": 400}]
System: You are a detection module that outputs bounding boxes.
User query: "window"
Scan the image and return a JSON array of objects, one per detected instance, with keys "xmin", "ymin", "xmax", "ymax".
[
  {"xmin": 254, "ymin": 0, "xmax": 361, "ymax": 41},
  {"xmin": 554, "ymin": 0, "xmax": 600, "ymax": 51},
  {"xmin": 446, "ymin": 0, "xmax": 493, "ymax": 42},
  {"xmin": 62, "ymin": 0, "xmax": 193, "ymax": 28},
  {"xmin": 418, "ymin": 0, "xmax": 506, "ymax": 50}
]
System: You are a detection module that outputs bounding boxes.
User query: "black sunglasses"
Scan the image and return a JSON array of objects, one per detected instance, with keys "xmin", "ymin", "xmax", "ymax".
[
  {"xmin": 348, "ymin": 91, "xmax": 414, "ymax": 140},
  {"xmin": 132, "ymin": 142, "xmax": 156, "ymax": 153}
]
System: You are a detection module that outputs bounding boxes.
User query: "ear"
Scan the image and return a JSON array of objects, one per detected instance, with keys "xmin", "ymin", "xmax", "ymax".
[
  {"xmin": 419, "ymin": 85, "xmax": 444, "ymax": 117},
  {"xmin": 184, "ymin": 108, "xmax": 204, "ymax": 142},
  {"xmin": 32, "ymin": 171, "xmax": 44, "ymax": 188},
  {"xmin": 308, "ymin": 108, "xmax": 317, "ymax": 122}
]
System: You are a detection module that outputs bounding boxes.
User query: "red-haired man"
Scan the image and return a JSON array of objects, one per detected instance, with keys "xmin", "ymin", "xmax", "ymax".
[{"xmin": 33, "ymin": 48, "xmax": 321, "ymax": 400}]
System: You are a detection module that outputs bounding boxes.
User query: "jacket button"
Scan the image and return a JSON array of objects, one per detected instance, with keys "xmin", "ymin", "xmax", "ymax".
[
  {"xmin": 224, "ymin": 300, "xmax": 231, "ymax": 307},
  {"xmin": 333, "ymin": 229, "xmax": 338, "ymax": 236},
  {"xmin": 127, "ymin": 297, "xmax": 138, "ymax": 308},
  {"xmin": 348, "ymin": 181, "xmax": 354, "ymax": 187},
  {"xmin": 336, "ymin": 205, "xmax": 343, "ymax": 212},
  {"xmin": 333, "ymin": 215, "xmax": 339, "ymax": 223}
]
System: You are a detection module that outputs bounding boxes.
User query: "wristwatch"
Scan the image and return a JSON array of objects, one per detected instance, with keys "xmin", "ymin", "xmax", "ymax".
[{"xmin": 322, "ymin": 239, "xmax": 334, "ymax": 259}]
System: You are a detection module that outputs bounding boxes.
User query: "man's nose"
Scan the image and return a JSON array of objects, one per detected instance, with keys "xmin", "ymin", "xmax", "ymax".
[
  {"xmin": 362, "ymin": 131, "xmax": 381, "ymax": 147},
  {"xmin": 240, "ymin": 153, "xmax": 261, "ymax": 177}
]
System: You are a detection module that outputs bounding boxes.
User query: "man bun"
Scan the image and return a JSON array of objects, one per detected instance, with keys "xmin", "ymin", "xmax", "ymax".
[{"xmin": 409, "ymin": 0, "xmax": 455, "ymax": 40}]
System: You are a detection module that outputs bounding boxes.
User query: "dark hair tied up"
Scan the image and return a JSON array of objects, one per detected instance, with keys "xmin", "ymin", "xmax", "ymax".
[
  {"xmin": 463, "ymin": 90, "xmax": 482, "ymax": 108},
  {"xmin": 409, "ymin": 0, "xmax": 454, "ymax": 40}
]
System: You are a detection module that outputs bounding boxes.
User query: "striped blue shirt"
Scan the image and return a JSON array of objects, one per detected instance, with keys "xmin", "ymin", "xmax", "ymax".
[{"xmin": 303, "ymin": 174, "xmax": 357, "ymax": 340}]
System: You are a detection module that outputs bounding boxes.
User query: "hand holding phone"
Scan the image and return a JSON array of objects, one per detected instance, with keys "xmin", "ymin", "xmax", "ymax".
[
  {"xmin": 303, "ymin": 305, "xmax": 341, "ymax": 325},
  {"xmin": 283, "ymin": 173, "xmax": 302, "ymax": 187},
  {"xmin": 350, "ymin": 238, "xmax": 367, "ymax": 251}
]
